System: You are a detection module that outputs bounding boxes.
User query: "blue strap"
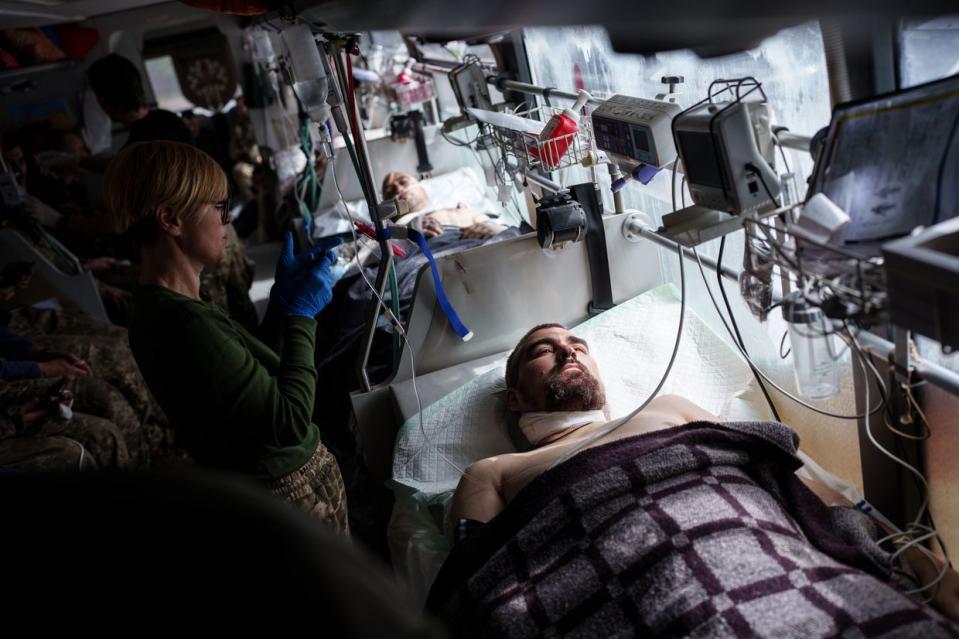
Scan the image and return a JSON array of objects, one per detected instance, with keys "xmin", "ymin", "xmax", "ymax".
[
  {"xmin": 632, "ymin": 163, "xmax": 662, "ymax": 185},
  {"xmin": 381, "ymin": 227, "xmax": 473, "ymax": 341}
]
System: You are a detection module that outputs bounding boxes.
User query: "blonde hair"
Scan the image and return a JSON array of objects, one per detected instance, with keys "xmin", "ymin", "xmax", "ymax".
[{"xmin": 104, "ymin": 141, "xmax": 227, "ymax": 243}]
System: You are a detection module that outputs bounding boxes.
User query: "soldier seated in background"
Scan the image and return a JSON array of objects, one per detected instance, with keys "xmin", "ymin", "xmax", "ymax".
[{"xmin": 0, "ymin": 269, "xmax": 172, "ymax": 467}]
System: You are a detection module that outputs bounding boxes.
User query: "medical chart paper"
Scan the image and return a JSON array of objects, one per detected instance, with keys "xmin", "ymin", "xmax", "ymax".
[{"xmin": 814, "ymin": 75, "xmax": 959, "ymax": 243}]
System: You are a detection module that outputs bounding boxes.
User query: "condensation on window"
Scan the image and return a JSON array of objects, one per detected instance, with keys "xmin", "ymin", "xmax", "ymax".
[
  {"xmin": 900, "ymin": 16, "xmax": 959, "ymax": 88},
  {"xmin": 523, "ymin": 21, "xmax": 831, "ymax": 215}
]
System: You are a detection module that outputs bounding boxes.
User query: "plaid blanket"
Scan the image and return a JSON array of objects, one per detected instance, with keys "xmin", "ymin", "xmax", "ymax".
[{"xmin": 427, "ymin": 421, "xmax": 958, "ymax": 638}]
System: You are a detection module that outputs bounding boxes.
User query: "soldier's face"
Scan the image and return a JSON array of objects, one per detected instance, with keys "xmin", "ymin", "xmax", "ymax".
[
  {"xmin": 383, "ymin": 172, "xmax": 428, "ymax": 213},
  {"xmin": 182, "ymin": 197, "xmax": 230, "ymax": 267},
  {"xmin": 507, "ymin": 326, "xmax": 606, "ymax": 413}
]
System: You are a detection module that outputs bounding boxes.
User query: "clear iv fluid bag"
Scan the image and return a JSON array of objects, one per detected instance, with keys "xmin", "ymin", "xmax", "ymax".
[{"xmin": 282, "ymin": 24, "xmax": 329, "ymax": 122}]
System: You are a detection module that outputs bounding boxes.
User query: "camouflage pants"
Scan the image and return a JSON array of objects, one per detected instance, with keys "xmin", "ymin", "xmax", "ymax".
[
  {"xmin": 0, "ymin": 377, "xmax": 155, "ymax": 468},
  {"xmin": 0, "ymin": 434, "xmax": 88, "ymax": 471},
  {"xmin": 69, "ymin": 377, "xmax": 159, "ymax": 467},
  {"xmin": 33, "ymin": 334, "xmax": 168, "ymax": 433},
  {"xmin": 200, "ymin": 225, "xmax": 258, "ymax": 331},
  {"xmin": 268, "ymin": 442, "xmax": 349, "ymax": 536},
  {"xmin": 0, "ymin": 412, "xmax": 129, "ymax": 470},
  {"xmin": 6, "ymin": 306, "xmax": 127, "ymax": 341}
]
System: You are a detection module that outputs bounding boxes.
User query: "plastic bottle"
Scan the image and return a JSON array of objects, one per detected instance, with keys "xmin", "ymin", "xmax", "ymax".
[
  {"xmin": 533, "ymin": 89, "xmax": 591, "ymax": 169},
  {"xmin": 783, "ymin": 297, "xmax": 840, "ymax": 400}
]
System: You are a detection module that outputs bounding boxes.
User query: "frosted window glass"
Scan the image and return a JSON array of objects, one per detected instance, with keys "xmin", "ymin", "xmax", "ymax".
[
  {"xmin": 900, "ymin": 16, "xmax": 959, "ymax": 88},
  {"xmin": 523, "ymin": 21, "xmax": 831, "ymax": 212}
]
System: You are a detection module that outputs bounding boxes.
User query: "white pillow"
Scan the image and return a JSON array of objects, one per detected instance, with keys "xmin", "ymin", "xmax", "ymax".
[
  {"xmin": 391, "ymin": 284, "xmax": 772, "ymax": 495},
  {"xmin": 419, "ymin": 166, "xmax": 500, "ymax": 216}
]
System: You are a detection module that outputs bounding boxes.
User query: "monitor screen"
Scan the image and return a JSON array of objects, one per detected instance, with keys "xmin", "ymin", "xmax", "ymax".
[
  {"xmin": 631, "ymin": 126, "xmax": 650, "ymax": 153},
  {"xmin": 809, "ymin": 73, "xmax": 959, "ymax": 243},
  {"xmin": 677, "ymin": 130, "xmax": 724, "ymax": 190}
]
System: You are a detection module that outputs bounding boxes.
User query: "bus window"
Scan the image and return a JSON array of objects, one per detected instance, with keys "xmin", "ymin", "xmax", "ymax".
[
  {"xmin": 900, "ymin": 15, "xmax": 959, "ymax": 88},
  {"xmin": 523, "ymin": 21, "xmax": 832, "ymax": 215}
]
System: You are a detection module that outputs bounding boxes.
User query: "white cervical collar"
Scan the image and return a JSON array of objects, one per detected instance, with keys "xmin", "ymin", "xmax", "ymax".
[{"xmin": 518, "ymin": 410, "xmax": 607, "ymax": 447}]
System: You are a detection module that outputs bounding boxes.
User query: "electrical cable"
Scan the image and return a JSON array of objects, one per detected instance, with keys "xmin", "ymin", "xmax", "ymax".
[
  {"xmin": 848, "ymin": 330, "xmax": 951, "ymax": 600},
  {"xmin": 440, "ymin": 127, "xmax": 482, "ymax": 147},
  {"xmin": 670, "ymin": 78, "xmax": 946, "ymax": 596},
  {"xmin": 748, "ymin": 163, "xmax": 781, "ymax": 208},
  {"xmin": 694, "ymin": 255, "xmax": 950, "ymax": 595},
  {"xmin": 69, "ymin": 437, "xmax": 86, "ymax": 470},
  {"xmin": 716, "ymin": 237, "xmax": 781, "ymax": 422},
  {"xmin": 773, "ymin": 135, "xmax": 792, "ymax": 174},
  {"xmin": 673, "ymin": 155, "xmax": 775, "ymax": 423}
]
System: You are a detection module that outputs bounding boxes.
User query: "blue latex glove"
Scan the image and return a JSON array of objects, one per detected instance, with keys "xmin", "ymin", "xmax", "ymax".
[{"xmin": 271, "ymin": 233, "xmax": 344, "ymax": 318}]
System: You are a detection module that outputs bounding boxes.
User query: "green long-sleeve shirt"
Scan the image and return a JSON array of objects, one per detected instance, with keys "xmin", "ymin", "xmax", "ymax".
[{"xmin": 129, "ymin": 285, "xmax": 320, "ymax": 480}]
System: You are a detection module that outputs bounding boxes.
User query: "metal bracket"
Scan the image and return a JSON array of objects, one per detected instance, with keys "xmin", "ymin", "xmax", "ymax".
[{"xmin": 659, "ymin": 205, "xmax": 745, "ymax": 247}]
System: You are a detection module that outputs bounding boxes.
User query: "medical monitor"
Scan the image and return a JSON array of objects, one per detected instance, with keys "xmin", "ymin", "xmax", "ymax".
[
  {"xmin": 673, "ymin": 100, "xmax": 780, "ymax": 215},
  {"xmin": 808, "ymin": 72, "xmax": 959, "ymax": 244}
]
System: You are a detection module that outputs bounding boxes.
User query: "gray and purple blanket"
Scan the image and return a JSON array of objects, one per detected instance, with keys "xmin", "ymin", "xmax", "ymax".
[{"xmin": 427, "ymin": 421, "xmax": 958, "ymax": 638}]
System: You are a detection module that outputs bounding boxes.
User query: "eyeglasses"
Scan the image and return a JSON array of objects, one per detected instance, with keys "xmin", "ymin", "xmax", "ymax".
[{"xmin": 213, "ymin": 196, "xmax": 232, "ymax": 225}]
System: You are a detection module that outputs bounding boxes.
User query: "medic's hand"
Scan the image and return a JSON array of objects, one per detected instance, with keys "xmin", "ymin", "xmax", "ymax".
[{"xmin": 271, "ymin": 232, "xmax": 343, "ymax": 318}]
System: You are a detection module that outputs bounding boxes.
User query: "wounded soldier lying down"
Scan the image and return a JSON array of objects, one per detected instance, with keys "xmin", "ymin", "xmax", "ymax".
[{"xmin": 430, "ymin": 323, "xmax": 959, "ymax": 638}]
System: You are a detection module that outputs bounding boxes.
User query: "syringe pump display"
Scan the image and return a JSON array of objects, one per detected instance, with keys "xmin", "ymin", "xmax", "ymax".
[{"xmin": 592, "ymin": 95, "xmax": 682, "ymax": 169}]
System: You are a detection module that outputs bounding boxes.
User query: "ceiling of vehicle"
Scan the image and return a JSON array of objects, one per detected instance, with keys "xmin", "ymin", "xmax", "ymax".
[
  {"xmin": 293, "ymin": 0, "xmax": 958, "ymax": 56},
  {"xmin": 0, "ymin": 0, "xmax": 168, "ymax": 27},
  {"xmin": 0, "ymin": 0, "xmax": 956, "ymax": 57}
]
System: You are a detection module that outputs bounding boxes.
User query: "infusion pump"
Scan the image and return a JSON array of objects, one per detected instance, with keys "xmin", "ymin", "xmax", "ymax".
[{"xmin": 592, "ymin": 95, "xmax": 682, "ymax": 170}]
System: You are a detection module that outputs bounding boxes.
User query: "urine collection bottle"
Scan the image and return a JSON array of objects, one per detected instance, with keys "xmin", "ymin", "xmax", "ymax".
[{"xmin": 783, "ymin": 297, "xmax": 840, "ymax": 400}]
